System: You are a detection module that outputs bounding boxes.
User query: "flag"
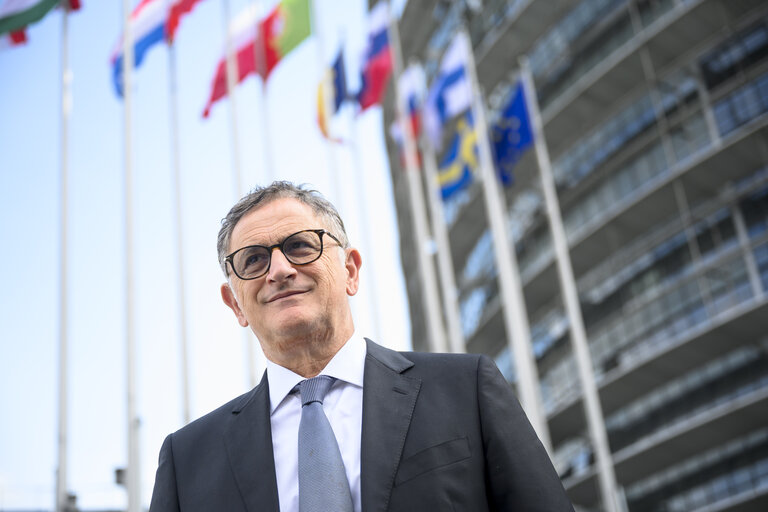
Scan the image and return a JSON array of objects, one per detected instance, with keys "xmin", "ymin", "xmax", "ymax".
[
  {"xmin": 389, "ymin": 119, "xmax": 422, "ymax": 168},
  {"xmin": 202, "ymin": 0, "xmax": 310, "ymax": 118},
  {"xmin": 0, "ymin": 27, "xmax": 26, "ymax": 48},
  {"xmin": 166, "ymin": 0, "xmax": 205, "ymax": 42},
  {"xmin": 330, "ymin": 49, "xmax": 347, "ymax": 112},
  {"xmin": 438, "ymin": 112, "xmax": 477, "ymax": 199},
  {"xmin": 0, "ymin": 0, "xmax": 56, "ymax": 35},
  {"xmin": 0, "ymin": 2, "xmax": 81, "ymax": 49},
  {"xmin": 317, "ymin": 49, "xmax": 347, "ymax": 140},
  {"xmin": 423, "ymin": 32, "xmax": 473, "ymax": 150},
  {"xmin": 398, "ymin": 63, "xmax": 423, "ymax": 139},
  {"xmin": 110, "ymin": 0, "xmax": 166, "ymax": 97},
  {"xmin": 357, "ymin": 1, "xmax": 392, "ymax": 111},
  {"xmin": 388, "ymin": 64, "xmax": 424, "ymax": 166},
  {"xmin": 0, "ymin": 0, "xmax": 79, "ymax": 35},
  {"xmin": 491, "ymin": 81, "xmax": 532, "ymax": 185}
]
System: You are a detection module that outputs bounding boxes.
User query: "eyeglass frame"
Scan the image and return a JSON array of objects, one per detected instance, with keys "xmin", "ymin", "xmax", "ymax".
[{"xmin": 224, "ymin": 228, "xmax": 344, "ymax": 280}]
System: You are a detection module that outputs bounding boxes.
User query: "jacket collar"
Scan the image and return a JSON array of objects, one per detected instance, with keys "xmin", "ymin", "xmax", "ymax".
[
  {"xmin": 360, "ymin": 339, "xmax": 422, "ymax": 512},
  {"xmin": 224, "ymin": 371, "xmax": 280, "ymax": 512}
]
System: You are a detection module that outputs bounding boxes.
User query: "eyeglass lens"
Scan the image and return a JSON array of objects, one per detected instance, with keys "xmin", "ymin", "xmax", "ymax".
[{"xmin": 232, "ymin": 230, "xmax": 324, "ymax": 278}]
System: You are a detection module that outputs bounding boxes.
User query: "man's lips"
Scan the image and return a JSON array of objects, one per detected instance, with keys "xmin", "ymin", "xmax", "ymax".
[{"xmin": 266, "ymin": 289, "xmax": 308, "ymax": 303}]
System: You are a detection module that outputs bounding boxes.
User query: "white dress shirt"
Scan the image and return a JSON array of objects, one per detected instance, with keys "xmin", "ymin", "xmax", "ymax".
[{"xmin": 266, "ymin": 334, "xmax": 365, "ymax": 512}]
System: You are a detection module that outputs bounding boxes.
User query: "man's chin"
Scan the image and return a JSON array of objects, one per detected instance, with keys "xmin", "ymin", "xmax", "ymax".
[{"xmin": 275, "ymin": 317, "xmax": 332, "ymax": 343}]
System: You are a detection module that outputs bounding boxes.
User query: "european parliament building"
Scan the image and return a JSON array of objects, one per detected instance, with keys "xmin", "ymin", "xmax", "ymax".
[{"xmin": 380, "ymin": 0, "xmax": 768, "ymax": 511}]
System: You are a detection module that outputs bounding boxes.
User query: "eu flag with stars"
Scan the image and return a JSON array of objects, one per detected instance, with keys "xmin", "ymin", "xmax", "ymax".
[{"xmin": 492, "ymin": 81, "xmax": 533, "ymax": 185}]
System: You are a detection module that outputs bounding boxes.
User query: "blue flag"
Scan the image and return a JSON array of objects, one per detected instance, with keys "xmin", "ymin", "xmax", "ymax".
[
  {"xmin": 438, "ymin": 112, "xmax": 477, "ymax": 199},
  {"xmin": 331, "ymin": 49, "xmax": 347, "ymax": 112},
  {"xmin": 492, "ymin": 81, "xmax": 533, "ymax": 185}
]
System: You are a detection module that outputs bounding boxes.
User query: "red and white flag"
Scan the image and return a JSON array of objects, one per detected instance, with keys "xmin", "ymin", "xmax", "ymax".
[{"xmin": 167, "ymin": 0, "xmax": 204, "ymax": 42}]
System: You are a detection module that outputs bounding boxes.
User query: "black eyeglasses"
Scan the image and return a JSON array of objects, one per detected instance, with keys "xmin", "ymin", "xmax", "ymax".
[{"xmin": 225, "ymin": 229, "xmax": 343, "ymax": 280}]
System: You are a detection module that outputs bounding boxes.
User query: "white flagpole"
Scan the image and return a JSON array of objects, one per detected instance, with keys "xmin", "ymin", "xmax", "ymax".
[
  {"xmin": 222, "ymin": 0, "xmax": 259, "ymax": 389},
  {"xmin": 253, "ymin": 0, "xmax": 274, "ymax": 183},
  {"xmin": 520, "ymin": 57, "xmax": 620, "ymax": 511},
  {"xmin": 309, "ymin": 0, "xmax": 343, "ymax": 204},
  {"xmin": 386, "ymin": 0, "xmax": 448, "ymax": 353},
  {"xmin": 55, "ymin": 7, "xmax": 71, "ymax": 512},
  {"xmin": 347, "ymin": 127, "xmax": 384, "ymax": 344},
  {"xmin": 413, "ymin": 65, "xmax": 465, "ymax": 354},
  {"xmin": 222, "ymin": 0, "xmax": 243, "ymax": 198},
  {"xmin": 121, "ymin": 1, "xmax": 141, "ymax": 511},
  {"xmin": 460, "ymin": 28, "xmax": 550, "ymax": 451},
  {"xmin": 167, "ymin": 40, "xmax": 191, "ymax": 425},
  {"xmin": 312, "ymin": 2, "xmax": 382, "ymax": 341}
]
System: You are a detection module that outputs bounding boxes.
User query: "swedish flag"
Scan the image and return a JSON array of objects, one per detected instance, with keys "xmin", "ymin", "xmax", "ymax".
[{"xmin": 438, "ymin": 112, "xmax": 478, "ymax": 199}]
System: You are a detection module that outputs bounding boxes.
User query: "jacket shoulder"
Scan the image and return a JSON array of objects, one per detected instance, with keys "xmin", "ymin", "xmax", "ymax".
[{"xmin": 170, "ymin": 386, "xmax": 259, "ymax": 443}]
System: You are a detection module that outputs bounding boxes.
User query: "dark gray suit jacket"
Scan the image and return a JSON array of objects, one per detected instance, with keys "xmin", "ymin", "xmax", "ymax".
[{"xmin": 149, "ymin": 339, "xmax": 573, "ymax": 511}]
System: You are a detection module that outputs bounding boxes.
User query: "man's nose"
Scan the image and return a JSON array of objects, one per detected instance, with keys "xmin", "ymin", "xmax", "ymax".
[{"xmin": 266, "ymin": 247, "xmax": 297, "ymax": 281}]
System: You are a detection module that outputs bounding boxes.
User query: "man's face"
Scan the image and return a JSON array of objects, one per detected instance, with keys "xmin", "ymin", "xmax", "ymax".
[{"xmin": 221, "ymin": 198, "xmax": 360, "ymax": 361}]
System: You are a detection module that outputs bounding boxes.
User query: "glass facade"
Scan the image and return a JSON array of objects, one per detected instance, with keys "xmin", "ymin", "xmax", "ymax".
[{"xmin": 385, "ymin": 0, "xmax": 768, "ymax": 510}]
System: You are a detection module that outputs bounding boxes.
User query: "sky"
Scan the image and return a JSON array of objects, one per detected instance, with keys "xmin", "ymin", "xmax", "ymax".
[{"xmin": 0, "ymin": 0, "xmax": 410, "ymax": 509}]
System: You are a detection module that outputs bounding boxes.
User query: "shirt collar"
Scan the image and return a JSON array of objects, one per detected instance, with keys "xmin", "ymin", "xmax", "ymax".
[{"xmin": 266, "ymin": 332, "xmax": 366, "ymax": 414}]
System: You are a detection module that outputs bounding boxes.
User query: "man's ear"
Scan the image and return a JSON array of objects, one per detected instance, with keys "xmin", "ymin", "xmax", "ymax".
[
  {"xmin": 344, "ymin": 248, "xmax": 362, "ymax": 296},
  {"xmin": 221, "ymin": 282, "xmax": 249, "ymax": 327}
]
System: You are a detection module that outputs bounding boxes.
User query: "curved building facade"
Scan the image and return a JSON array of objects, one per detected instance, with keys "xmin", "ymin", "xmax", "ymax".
[{"xmin": 381, "ymin": 1, "xmax": 768, "ymax": 510}]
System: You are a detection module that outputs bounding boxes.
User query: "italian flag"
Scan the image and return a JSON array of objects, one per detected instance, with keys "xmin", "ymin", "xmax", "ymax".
[
  {"xmin": 202, "ymin": 0, "xmax": 310, "ymax": 118},
  {"xmin": 0, "ymin": 0, "xmax": 81, "ymax": 36}
]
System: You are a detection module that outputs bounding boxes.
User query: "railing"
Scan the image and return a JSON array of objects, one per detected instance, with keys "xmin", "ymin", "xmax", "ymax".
[
  {"xmin": 607, "ymin": 352, "xmax": 768, "ymax": 452},
  {"xmin": 664, "ymin": 454, "xmax": 768, "ymax": 512},
  {"xmin": 626, "ymin": 426, "xmax": 768, "ymax": 511},
  {"xmin": 541, "ymin": 237, "xmax": 764, "ymax": 414}
]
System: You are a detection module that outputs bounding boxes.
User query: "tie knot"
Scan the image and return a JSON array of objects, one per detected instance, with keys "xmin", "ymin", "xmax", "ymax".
[{"xmin": 298, "ymin": 375, "xmax": 335, "ymax": 406}]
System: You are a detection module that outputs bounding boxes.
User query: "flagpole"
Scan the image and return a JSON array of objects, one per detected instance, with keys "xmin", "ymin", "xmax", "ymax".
[
  {"xmin": 386, "ymin": 0, "xmax": 448, "ymax": 353},
  {"xmin": 167, "ymin": 40, "xmax": 191, "ymax": 425},
  {"xmin": 520, "ymin": 57, "xmax": 620, "ymax": 511},
  {"xmin": 310, "ymin": 2, "xmax": 382, "ymax": 341},
  {"xmin": 55, "ymin": 6, "xmax": 71, "ymax": 512},
  {"xmin": 347, "ymin": 126, "xmax": 383, "ymax": 344},
  {"xmin": 121, "ymin": 0, "xmax": 141, "ymax": 511},
  {"xmin": 254, "ymin": 0, "xmax": 274, "ymax": 183},
  {"xmin": 309, "ymin": 1, "xmax": 342, "ymax": 203},
  {"xmin": 222, "ymin": 0, "xmax": 259, "ymax": 389},
  {"xmin": 222, "ymin": 0, "xmax": 243, "ymax": 198},
  {"xmin": 421, "ymin": 136, "xmax": 465, "ymax": 353},
  {"xmin": 460, "ymin": 28, "xmax": 550, "ymax": 451},
  {"xmin": 414, "ymin": 65, "xmax": 465, "ymax": 354}
]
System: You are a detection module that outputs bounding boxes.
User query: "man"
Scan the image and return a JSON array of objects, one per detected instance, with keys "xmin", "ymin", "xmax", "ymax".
[{"xmin": 149, "ymin": 181, "xmax": 573, "ymax": 511}]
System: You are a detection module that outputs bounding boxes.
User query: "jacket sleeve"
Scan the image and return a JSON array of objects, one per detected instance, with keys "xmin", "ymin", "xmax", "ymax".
[
  {"xmin": 149, "ymin": 434, "xmax": 181, "ymax": 512},
  {"xmin": 477, "ymin": 355, "xmax": 575, "ymax": 511}
]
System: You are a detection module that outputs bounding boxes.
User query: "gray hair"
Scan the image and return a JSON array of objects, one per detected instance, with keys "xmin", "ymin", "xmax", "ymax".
[{"xmin": 216, "ymin": 181, "xmax": 350, "ymax": 276}]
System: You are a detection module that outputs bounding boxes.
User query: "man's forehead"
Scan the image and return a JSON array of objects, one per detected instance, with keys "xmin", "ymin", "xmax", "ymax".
[{"xmin": 231, "ymin": 198, "xmax": 322, "ymax": 244}]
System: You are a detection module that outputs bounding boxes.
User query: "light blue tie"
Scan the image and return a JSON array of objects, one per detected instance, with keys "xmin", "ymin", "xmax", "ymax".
[{"xmin": 297, "ymin": 376, "xmax": 354, "ymax": 512}]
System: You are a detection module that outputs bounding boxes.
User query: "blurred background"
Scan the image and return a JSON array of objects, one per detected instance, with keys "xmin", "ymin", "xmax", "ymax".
[{"xmin": 2, "ymin": 0, "xmax": 768, "ymax": 511}]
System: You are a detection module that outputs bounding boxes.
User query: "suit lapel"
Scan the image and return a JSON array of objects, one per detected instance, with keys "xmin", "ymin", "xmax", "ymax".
[
  {"xmin": 224, "ymin": 372, "xmax": 280, "ymax": 512},
  {"xmin": 360, "ymin": 339, "xmax": 421, "ymax": 512}
]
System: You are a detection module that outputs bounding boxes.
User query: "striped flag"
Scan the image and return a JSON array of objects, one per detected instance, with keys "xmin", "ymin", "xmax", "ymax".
[
  {"xmin": 357, "ymin": 2, "xmax": 392, "ymax": 111},
  {"xmin": 110, "ymin": 0, "xmax": 167, "ymax": 97},
  {"xmin": 0, "ymin": 0, "xmax": 80, "ymax": 36},
  {"xmin": 167, "ymin": 0, "xmax": 205, "ymax": 42},
  {"xmin": 202, "ymin": 0, "xmax": 310, "ymax": 118},
  {"xmin": 317, "ymin": 49, "xmax": 347, "ymax": 141}
]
